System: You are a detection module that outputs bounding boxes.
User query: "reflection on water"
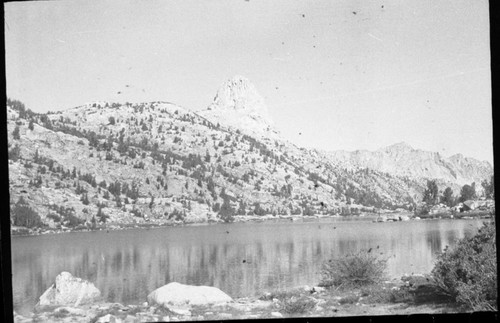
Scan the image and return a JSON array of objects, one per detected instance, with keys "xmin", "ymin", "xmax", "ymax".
[{"xmin": 12, "ymin": 218, "xmax": 487, "ymax": 314}]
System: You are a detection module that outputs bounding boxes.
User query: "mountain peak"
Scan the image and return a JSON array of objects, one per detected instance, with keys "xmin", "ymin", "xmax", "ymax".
[
  {"xmin": 207, "ymin": 76, "xmax": 273, "ymax": 125},
  {"xmin": 379, "ymin": 142, "xmax": 414, "ymax": 153},
  {"xmin": 389, "ymin": 142, "xmax": 412, "ymax": 149},
  {"xmin": 198, "ymin": 76, "xmax": 277, "ymax": 137}
]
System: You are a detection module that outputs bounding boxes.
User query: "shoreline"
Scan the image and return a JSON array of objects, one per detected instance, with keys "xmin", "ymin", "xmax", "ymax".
[
  {"xmin": 10, "ymin": 213, "xmax": 376, "ymax": 237},
  {"xmin": 14, "ymin": 274, "xmax": 468, "ymax": 322},
  {"xmin": 10, "ymin": 210, "xmax": 492, "ymax": 238}
]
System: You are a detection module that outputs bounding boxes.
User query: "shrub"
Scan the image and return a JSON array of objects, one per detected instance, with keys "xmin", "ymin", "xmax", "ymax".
[
  {"xmin": 338, "ymin": 294, "xmax": 359, "ymax": 305},
  {"xmin": 8, "ymin": 145, "xmax": 21, "ymax": 161},
  {"xmin": 64, "ymin": 214, "xmax": 84, "ymax": 227},
  {"xmin": 260, "ymin": 288, "xmax": 316, "ymax": 314},
  {"xmin": 359, "ymin": 284, "xmax": 414, "ymax": 304},
  {"xmin": 11, "ymin": 197, "xmax": 42, "ymax": 228},
  {"xmin": 46, "ymin": 213, "xmax": 61, "ymax": 222},
  {"xmin": 281, "ymin": 296, "xmax": 316, "ymax": 314},
  {"xmin": 131, "ymin": 208, "xmax": 142, "ymax": 218},
  {"xmin": 431, "ymin": 221, "xmax": 497, "ymax": 311},
  {"xmin": 319, "ymin": 249, "xmax": 388, "ymax": 289}
]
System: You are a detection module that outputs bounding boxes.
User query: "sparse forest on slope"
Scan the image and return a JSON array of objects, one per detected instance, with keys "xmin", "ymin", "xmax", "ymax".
[{"xmin": 6, "ymin": 78, "xmax": 494, "ymax": 232}]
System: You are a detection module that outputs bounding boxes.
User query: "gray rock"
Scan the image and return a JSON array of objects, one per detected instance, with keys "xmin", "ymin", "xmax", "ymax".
[
  {"xmin": 123, "ymin": 315, "xmax": 137, "ymax": 323},
  {"xmin": 96, "ymin": 314, "xmax": 121, "ymax": 323},
  {"xmin": 271, "ymin": 312, "xmax": 283, "ymax": 318},
  {"xmin": 218, "ymin": 313, "xmax": 233, "ymax": 319},
  {"xmin": 247, "ymin": 300, "xmax": 273, "ymax": 310},
  {"xmin": 54, "ymin": 306, "xmax": 87, "ymax": 316},
  {"xmin": 37, "ymin": 272, "xmax": 101, "ymax": 308},
  {"xmin": 168, "ymin": 307, "xmax": 191, "ymax": 316},
  {"xmin": 312, "ymin": 286, "xmax": 326, "ymax": 293}
]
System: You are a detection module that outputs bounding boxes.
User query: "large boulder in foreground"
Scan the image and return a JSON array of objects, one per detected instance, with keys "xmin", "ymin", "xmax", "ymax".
[
  {"xmin": 147, "ymin": 282, "xmax": 233, "ymax": 308},
  {"xmin": 36, "ymin": 272, "xmax": 101, "ymax": 307}
]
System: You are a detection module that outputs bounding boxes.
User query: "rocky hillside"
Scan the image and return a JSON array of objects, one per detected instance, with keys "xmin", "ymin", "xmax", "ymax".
[{"xmin": 6, "ymin": 77, "xmax": 493, "ymax": 230}]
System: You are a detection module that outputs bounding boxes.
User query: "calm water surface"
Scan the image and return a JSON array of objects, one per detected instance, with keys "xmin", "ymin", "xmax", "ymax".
[{"xmin": 12, "ymin": 218, "xmax": 487, "ymax": 314}]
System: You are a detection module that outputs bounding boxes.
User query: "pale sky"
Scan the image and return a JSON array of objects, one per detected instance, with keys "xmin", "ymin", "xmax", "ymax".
[{"xmin": 4, "ymin": 0, "xmax": 493, "ymax": 164}]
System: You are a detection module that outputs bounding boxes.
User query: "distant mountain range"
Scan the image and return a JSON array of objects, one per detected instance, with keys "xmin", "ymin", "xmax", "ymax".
[
  {"xmin": 322, "ymin": 142, "xmax": 492, "ymax": 187},
  {"xmin": 7, "ymin": 76, "xmax": 493, "ymax": 228}
]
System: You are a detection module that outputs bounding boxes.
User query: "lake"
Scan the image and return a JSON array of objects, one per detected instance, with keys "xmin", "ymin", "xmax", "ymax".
[{"xmin": 11, "ymin": 217, "xmax": 487, "ymax": 314}]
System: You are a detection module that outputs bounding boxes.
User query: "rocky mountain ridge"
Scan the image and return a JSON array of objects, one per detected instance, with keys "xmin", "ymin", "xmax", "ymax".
[
  {"xmin": 321, "ymin": 142, "xmax": 492, "ymax": 187},
  {"xmin": 6, "ymin": 77, "xmax": 493, "ymax": 231}
]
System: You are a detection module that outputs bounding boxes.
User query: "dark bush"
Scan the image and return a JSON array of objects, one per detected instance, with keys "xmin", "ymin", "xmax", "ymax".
[
  {"xmin": 431, "ymin": 221, "xmax": 497, "ymax": 311},
  {"xmin": 319, "ymin": 249, "xmax": 388, "ymax": 289},
  {"xmin": 13, "ymin": 126, "xmax": 21, "ymax": 139}
]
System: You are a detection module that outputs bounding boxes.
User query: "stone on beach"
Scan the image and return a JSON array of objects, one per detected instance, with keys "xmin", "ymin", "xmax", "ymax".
[
  {"xmin": 147, "ymin": 282, "xmax": 233, "ymax": 308},
  {"xmin": 96, "ymin": 313, "xmax": 121, "ymax": 323},
  {"xmin": 36, "ymin": 272, "xmax": 101, "ymax": 308}
]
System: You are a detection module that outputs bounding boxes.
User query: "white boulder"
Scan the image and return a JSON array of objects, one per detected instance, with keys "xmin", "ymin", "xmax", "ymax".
[
  {"xmin": 147, "ymin": 282, "xmax": 233, "ymax": 308},
  {"xmin": 96, "ymin": 314, "xmax": 121, "ymax": 323},
  {"xmin": 37, "ymin": 272, "xmax": 101, "ymax": 307}
]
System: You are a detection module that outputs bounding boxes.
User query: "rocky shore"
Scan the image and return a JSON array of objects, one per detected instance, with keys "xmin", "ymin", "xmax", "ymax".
[
  {"xmin": 9, "ymin": 213, "xmax": 371, "ymax": 237},
  {"xmin": 14, "ymin": 272, "xmax": 463, "ymax": 322}
]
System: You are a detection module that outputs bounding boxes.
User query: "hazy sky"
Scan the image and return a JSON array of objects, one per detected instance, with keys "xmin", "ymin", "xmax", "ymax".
[{"xmin": 5, "ymin": 0, "xmax": 493, "ymax": 163}]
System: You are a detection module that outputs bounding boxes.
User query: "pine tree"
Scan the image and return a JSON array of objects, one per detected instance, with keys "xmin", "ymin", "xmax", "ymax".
[
  {"xmin": 441, "ymin": 187, "xmax": 454, "ymax": 207},
  {"xmin": 460, "ymin": 183, "xmax": 477, "ymax": 202},
  {"xmin": 97, "ymin": 206, "xmax": 108, "ymax": 223},
  {"xmin": 81, "ymin": 193, "xmax": 90, "ymax": 205},
  {"xmin": 237, "ymin": 200, "xmax": 246, "ymax": 215},
  {"xmin": 481, "ymin": 176, "xmax": 495, "ymax": 199},
  {"xmin": 115, "ymin": 195, "xmax": 122, "ymax": 207},
  {"xmin": 423, "ymin": 180, "xmax": 439, "ymax": 205},
  {"xmin": 219, "ymin": 197, "xmax": 234, "ymax": 222}
]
